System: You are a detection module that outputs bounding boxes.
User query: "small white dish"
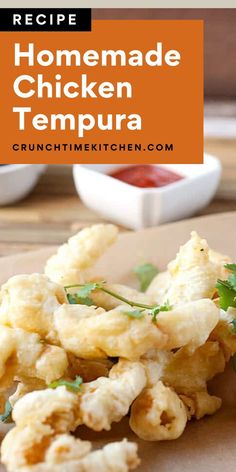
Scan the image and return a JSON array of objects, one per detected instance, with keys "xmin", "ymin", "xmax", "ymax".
[
  {"xmin": 0, "ymin": 164, "xmax": 47, "ymax": 206},
  {"xmin": 73, "ymin": 154, "xmax": 221, "ymax": 230}
]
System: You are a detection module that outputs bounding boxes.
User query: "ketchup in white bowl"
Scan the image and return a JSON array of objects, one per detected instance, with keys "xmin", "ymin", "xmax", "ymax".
[
  {"xmin": 73, "ymin": 155, "xmax": 221, "ymax": 229},
  {"xmin": 109, "ymin": 165, "xmax": 183, "ymax": 188}
]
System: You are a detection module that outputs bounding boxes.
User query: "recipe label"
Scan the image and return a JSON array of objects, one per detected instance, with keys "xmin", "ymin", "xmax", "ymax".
[{"xmin": 0, "ymin": 19, "xmax": 203, "ymax": 163}]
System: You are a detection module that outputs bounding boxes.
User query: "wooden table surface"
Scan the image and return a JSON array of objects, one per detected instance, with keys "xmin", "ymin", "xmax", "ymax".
[{"xmin": 0, "ymin": 137, "xmax": 235, "ymax": 258}]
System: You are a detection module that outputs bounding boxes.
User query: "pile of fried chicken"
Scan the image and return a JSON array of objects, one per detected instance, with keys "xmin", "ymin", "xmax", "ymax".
[{"xmin": 0, "ymin": 224, "xmax": 235, "ymax": 472}]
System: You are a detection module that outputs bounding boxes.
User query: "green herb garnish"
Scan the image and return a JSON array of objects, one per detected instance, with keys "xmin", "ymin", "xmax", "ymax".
[
  {"xmin": 216, "ymin": 280, "xmax": 236, "ymax": 311},
  {"xmin": 134, "ymin": 263, "xmax": 159, "ymax": 292},
  {"xmin": 0, "ymin": 401, "xmax": 13, "ymax": 423},
  {"xmin": 66, "ymin": 293, "xmax": 80, "ymax": 304},
  {"xmin": 216, "ymin": 263, "xmax": 236, "ymax": 311},
  {"xmin": 75, "ymin": 282, "xmax": 105, "ymax": 299},
  {"xmin": 48, "ymin": 376, "xmax": 83, "ymax": 393},
  {"xmin": 66, "ymin": 292, "xmax": 94, "ymax": 306},
  {"xmin": 228, "ymin": 274, "xmax": 236, "ymax": 290},
  {"xmin": 65, "ymin": 281, "xmax": 105, "ymax": 306},
  {"xmin": 64, "ymin": 281, "xmax": 172, "ymax": 322},
  {"xmin": 225, "ymin": 264, "xmax": 236, "ymax": 273},
  {"xmin": 151, "ymin": 301, "xmax": 172, "ymax": 322}
]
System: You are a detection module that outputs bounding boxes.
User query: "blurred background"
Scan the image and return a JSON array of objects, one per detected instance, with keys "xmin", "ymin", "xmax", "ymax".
[{"xmin": 0, "ymin": 8, "xmax": 235, "ymax": 256}]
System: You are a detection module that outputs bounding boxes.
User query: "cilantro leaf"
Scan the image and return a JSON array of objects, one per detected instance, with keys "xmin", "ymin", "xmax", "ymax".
[
  {"xmin": 225, "ymin": 264, "xmax": 236, "ymax": 274},
  {"xmin": 150, "ymin": 301, "xmax": 172, "ymax": 322},
  {"xmin": 65, "ymin": 281, "xmax": 106, "ymax": 306},
  {"xmin": 64, "ymin": 280, "xmax": 172, "ymax": 322},
  {"xmin": 48, "ymin": 376, "xmax": 83, "ymax": 393},
  {"xmin": 216, "ymin": 263, "xmax": 236, "ymax": 311},
  {"xmin": 76, "ymin": 296, "xmax": 94, "ymax": 306},
  {"xmin": 134, "ymin": 263, "xmax": 159, "ymax": 292},
  {"xmin": 76, "ymin": 282, "xmax": 104, "ymax": 299},
  {"xmin": 66, "ymin": 293, "xmax": 94, "ymax": 306},
  {"xmin": 228, "ymin": 274, "xmax": 236, "ymax": 290},
  {"xmin": 216, "ymin": 279, "xmax": 236, "ymax": 311},
  {"xmin": 0, "ymin": 401, "xmax": 13, "ymax": 423},
  {"xmin": 66, "ymin": 293, "xmax": 79, "ymax": 304},
  {"xmin": 123, "ymin": 309, "xmax": 144, "ymax": 319}
]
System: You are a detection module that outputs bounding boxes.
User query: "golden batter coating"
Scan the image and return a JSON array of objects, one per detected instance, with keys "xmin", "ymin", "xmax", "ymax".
[
  {"xmin": 0, "ymin": 226, "xmax": 233, "ymax": 471},
  {"xmin": 78, "ymin": 360, "xmax": 146, "ymax": 431},
  {"xmin": 0, "ymin": 325, "xmax": 68, "ymax": 387},
  {"xmin": 1, "ymin": 386, "xmax": 139, "ymax": 472},
  {"xmin": 54, "ymin": 304, "xmax": 167, "ymax": 360},
  {"xmin": 156, "ymin": 299, "xmax": 219, "ymax": 352},
  {"xmin": 147, "ymin": 232, "xmax": 230, "ymax": 306},
  {"xmin": 44, "ymin": 224, "xmax": 118, "ymax": 285},
  {"xmin": 0, "ymin": 273, "xmax": 66, "ymax": 343},
  {"xmin": 162, "ymin": 341, "xmax": 225, "ymax": 395},
  {"xmin": 130, "ymin": 381, "xmax": 188, "ymax": 441}
]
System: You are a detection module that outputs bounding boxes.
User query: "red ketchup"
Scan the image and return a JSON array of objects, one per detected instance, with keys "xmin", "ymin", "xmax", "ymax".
[{"xmin": 109, "ymin": 165, "xmax": 183, "ymax": 188}]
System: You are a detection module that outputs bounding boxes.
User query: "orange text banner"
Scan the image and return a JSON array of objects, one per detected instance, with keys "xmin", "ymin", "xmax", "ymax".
[{"xmin": 0, "ymin": 20, "xmax": 203, "ymax": 163}]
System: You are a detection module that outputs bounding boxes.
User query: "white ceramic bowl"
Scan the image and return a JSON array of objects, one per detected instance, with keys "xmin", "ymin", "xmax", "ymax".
[
  {"xmin": 73, "ymin": 155, "xmax": 221, "ymax": 230},
  {"xmin": 0, "ymin": 164, "xmax": 47, "ymax": 206}
]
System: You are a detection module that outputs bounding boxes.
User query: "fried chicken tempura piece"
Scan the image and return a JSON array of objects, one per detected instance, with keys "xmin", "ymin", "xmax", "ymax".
[
  {"xmin": 8, "ymin": 357, "xmax": 112, "ymax": 407},
  {"xmin": 8, "ymin": 360, "xmax": 146, "ymax": 435},
  {"xmin": 12, "ymin": 386, "xmax": 79, "ymax": 429},
  {"xmin": 43, "ymin": 434, "xmax": 92, "ymax": 464},
  {"xmin": 78, "ymin": 360, "xmax": 146, "ymax": 431},
  {"xmin": 165, "ymin": 231, "xmax": 219, "ymax": 304},
  {"xmin": 163, "ymin": 341, "xmax": 225, "ymax": 395},
  {"xmin": 34, "ymin": 344, "xmax": 69, "ymax": 385},
  {"xmin": 139, "ymin": 342, "xmax": 224, "ymax": 421},
  {"xmin": 91, "ymin": 283, "xmax": 155, "ymax": 310},
  {"xmin": 146, "ymin": 271, "xmax": 171, "ymax": 305},
  {"xmin": 130, "ymin": 343, "xmax": 223, "ymax": 440},
  {"xmin": 0, "ymin": 326, "xmax": 68, "ymax": 386},
  {"xmin": 130, "ymin": 380, "xmax": 188, "ymax": 441},
  {"xmin": 1, "ymin": 386, "xmax": 139, "ymax": 472},
  {"xmin": 43, "ymin": 438, "xmax": 139, "ymax": 472},
  {"xmin": 140, "ymin": 350, "xmax": 171, "ymax": 387},
  {"xmin": 180, "ymin": 390, "xmax": 222, "ymax": 420},
  {"xmin": 1, "ymin": 387, "xmax": 82, "ymax": 471},
  {"xmin": 44, "ymin": 224, "xmax": 118, "ymax": 285},
  {"xmin": 0, "ymin": 274, "xmax": 66, "ymax": 343},
  {"xmin": 147, "ymin": 232, "xmax": 230, "ymax": 306},
  {"xmin": 2, "ymin": 431, "xmax": 139, "ymax": 472},
  {"xmin": 156, "ymin": 299, "xmax": 219, "ymax": 352},
  {"xmin": 54, "ymin": 304, "xmax": 167, "ymax": 360},
  {"xmin": 55, "ymin": 299, "xmax": 217, "ymax": 359}
]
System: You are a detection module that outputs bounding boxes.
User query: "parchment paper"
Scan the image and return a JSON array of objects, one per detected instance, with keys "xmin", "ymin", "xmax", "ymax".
[{"xmin": 0, "ymin": 212, "xmax": 236, "ymax": 471}]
